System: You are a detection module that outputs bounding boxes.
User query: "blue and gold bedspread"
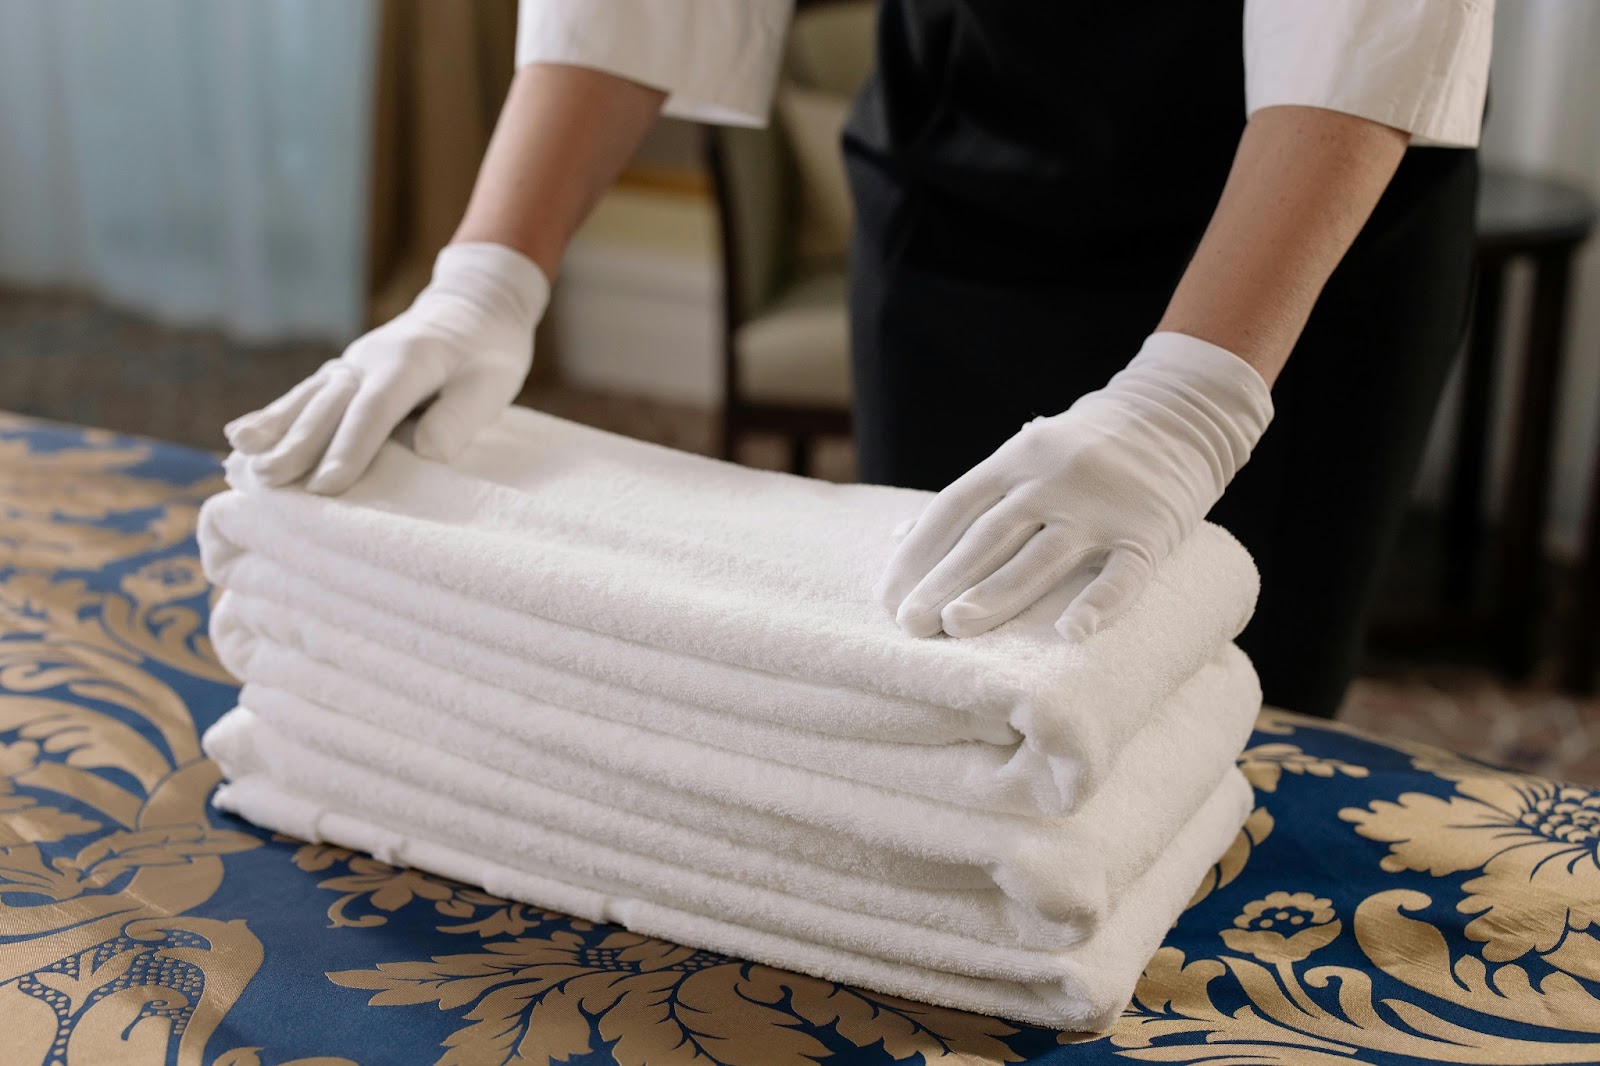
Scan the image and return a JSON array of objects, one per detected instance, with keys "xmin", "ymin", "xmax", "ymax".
[{"xmin": 2, "ymin": 412, "xmax": 1598, "ymax": 1066}]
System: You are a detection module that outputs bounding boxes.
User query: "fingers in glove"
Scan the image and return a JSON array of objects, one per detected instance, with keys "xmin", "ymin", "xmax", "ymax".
[
  {"xmin": 894, "ymin": 506, "xmax": 1041, "ymax": 638},
  {"xmin": 249, "ymin": 368, "xmax": 359, "ymax": 487},
  {"xmin": 940, "ymin": 528, "xmax": 1089, "ymax": 638},
  {"xmin": 306, "ymin": 367, "xmax": 437, "ymax": 495},
  {"xmin": 224, "ymin": 366, "xmax": 333, "ymax": 454},
  {"xmin": 412, "ymin": 365, "xmax": 522, "ymax": 462},
  {"xmin": 875, "ymin": 472, "xmax": 1006, "ymax": 616},
  {"xmin": 1055, "ymin": 547, "xmax": 1155, "ymax": 642}
]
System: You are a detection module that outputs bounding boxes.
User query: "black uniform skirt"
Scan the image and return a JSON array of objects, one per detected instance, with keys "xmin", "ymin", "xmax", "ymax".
[{"xmin": 845, "ymin": 138, "xmax": 1479, "ymax": 719}]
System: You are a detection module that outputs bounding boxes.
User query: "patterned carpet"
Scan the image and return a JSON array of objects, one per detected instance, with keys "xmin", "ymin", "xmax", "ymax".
[{"xmin": 5, "ymin": 285, "xmax": 1596, "ymax": 784}]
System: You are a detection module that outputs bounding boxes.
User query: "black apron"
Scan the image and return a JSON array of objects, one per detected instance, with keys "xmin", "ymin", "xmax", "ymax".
[{"xmin": 843, "ymin": 0, "xmax": 1479, "ymax": 717}]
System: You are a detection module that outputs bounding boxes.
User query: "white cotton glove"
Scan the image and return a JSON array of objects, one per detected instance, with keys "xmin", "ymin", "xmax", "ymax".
[
  {"xmin": 877, "ymin": 331, "xmax": 1274, "ymax": 641},
  {"xmin": 224, "ymin": 242, "xmax": 549, "ymax": 495}
]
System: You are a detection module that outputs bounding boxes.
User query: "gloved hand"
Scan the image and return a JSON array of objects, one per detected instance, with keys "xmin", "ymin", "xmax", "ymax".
[
  {"xmin": 877, "ymin": 331, "xmax": 1274, "ymax": 641},
  {"xmin": 224, "ymin": 242, "xmax": 549, "ymax": 495}
]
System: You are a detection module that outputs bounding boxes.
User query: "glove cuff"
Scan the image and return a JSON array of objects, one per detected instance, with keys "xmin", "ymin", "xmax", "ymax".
[
  {"xmin": 1128, "ymin": 330, "xmax": 1273, "ymax": 430},
  {"xmin": 431, "ymin": 242, "xmax": 551, "ymax": 327},
  {"xmin": 1114, "ymin": 331, "xmax": 1275, "ymax": 482}
]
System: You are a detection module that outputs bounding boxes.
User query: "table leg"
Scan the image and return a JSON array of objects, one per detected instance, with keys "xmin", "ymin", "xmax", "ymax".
[
  {"xmin": 1494, "ymin": 248, "xmax": 1574, "ymax": 677},
  {"xmin": 1561, "ymin": 424, "xmax": 1600, "ymax": 694}
]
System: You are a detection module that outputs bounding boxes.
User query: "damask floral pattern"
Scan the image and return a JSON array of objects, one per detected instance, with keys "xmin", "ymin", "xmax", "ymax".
[
  {"xmin": 1344, "ymin": 764, "xmax": 1600, "ymax": 982},
  {"xmin": 1, "ymin": 417, "xmax": 262, "ymax": 1064},
  {"xmin": 1219, "ymin": 891, "xmax": 1341, "ymax": 963},
  {"xmin": 3, "ymin": 413, "xmax": 1598, "ymax": 1065}
]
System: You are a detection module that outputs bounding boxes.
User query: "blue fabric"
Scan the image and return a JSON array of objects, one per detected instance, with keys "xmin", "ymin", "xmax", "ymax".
[{"xmin": 2, "ymin": 413, "xmax": 1597, "ymax": 1066}]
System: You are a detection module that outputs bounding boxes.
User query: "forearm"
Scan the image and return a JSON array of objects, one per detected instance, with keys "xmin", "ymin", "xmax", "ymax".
[
  {"xmin": 452, "ymin": 63, "xmax": 668, "ymax": 278},
  {"xmin": 1156, "ymin": 104, "xmax": 1408, "ymax": 385}
]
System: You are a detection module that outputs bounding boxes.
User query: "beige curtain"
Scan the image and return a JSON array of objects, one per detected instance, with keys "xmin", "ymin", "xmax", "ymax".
[{"xmin": 366, "ymin": 0, "xmax": 518, "ymax": 328}]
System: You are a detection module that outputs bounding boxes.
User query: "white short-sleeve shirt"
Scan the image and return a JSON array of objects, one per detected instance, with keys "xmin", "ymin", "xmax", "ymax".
[{"xmin": 515, "ymin": 0, "xmax": 1493, "ymax": 148}]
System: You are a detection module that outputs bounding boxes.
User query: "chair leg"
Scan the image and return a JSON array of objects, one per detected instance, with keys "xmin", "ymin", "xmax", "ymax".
[{"xmin": 789, "ymin": 436, "xmax": 810, "ymax": 477}]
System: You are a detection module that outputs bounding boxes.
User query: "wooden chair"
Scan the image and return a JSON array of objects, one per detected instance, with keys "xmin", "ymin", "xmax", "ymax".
[{"xmin": 704, "ymin": 0, "xmax": 874, "ymax": 475}]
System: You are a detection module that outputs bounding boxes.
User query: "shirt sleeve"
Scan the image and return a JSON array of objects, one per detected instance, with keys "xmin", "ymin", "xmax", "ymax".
[
  {"xmin": 516, "ymin": 0, "xmax": 794, "ymax": 127},
  {"xmin": 1244, "ymin": 0, "xmax": 1494, "ymax": 148}
]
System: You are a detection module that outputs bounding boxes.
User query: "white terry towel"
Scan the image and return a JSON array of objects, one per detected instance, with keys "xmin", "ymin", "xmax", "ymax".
[
  {"xmin": 198, "ymin": 407, "xmax": 1260, "ymax": 816},
  {"xmin": 206, "ymin": 700, "xmax": 1252, "ymax": 957},
  {"xmin": 207, "ymin": 562, "xmax": 1262, "ymax": 821},
  {"xmin": 209, "ymin": 591, "xmax": 1261, "ymax": 936},
  {"xmin": 204, "ymin": 706, "xmax": 1253, "ymax": 1031}
]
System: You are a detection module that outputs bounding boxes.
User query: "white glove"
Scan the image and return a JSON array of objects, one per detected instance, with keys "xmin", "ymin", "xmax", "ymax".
[
  {"xmin": 224, "ymin": 242, "xmax": 549, "ymax": 495},
  {"xmin": 877, "ymin": 331, "xmax": 1274, "ymax": 641}
]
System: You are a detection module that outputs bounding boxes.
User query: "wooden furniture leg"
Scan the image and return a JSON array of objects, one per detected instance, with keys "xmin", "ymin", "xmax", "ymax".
[
  {"xmin": 1561, "ymin": 424, "xmax": 1600, "ymax": 694},
  {"xmin": 1493, "ymin": 248, "xmax": 1574, "ymax": 677}
]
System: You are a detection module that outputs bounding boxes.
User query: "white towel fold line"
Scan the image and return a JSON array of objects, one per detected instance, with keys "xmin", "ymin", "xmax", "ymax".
[
  {"xmin": 212, "ymin": 605, "xmax": 1260, "ymax": 926},
  {"xmin": 211, "ymin": 703, "xmax": 1251, "ymax": 951},
  {"xmin": 208, "ymin": 556, "xmax": 1261, "ymax": 820},
  {"xmin": 205, "ymin": 708, "xmax": 1253, "ymax": 1030},
  {"xmin": 209, "ymin": 571, "xmax": 1068, "ymax": 815},
  {"xmin": 218, "ymin": 679, "xmax": 1250, "ymax": 949},
  {"xmin": 198, "ymin": 407, "xmax": 1259, "ymax": 801},
  {"xmin": 235, "ymin": 681, "xmax": 982, "ymax": 889},
  {"xmin": 210, "ymin": 771, "xmax": 1162, "ymax": 1030},
  {"xmin": 204, "ymin": 496, "xmax": 1012, "ymax": 746}
]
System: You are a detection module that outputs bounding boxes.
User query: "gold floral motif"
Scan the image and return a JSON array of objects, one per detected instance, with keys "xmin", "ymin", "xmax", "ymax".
[
  {"xmin": 295, "ymin": 841, "xmax": 1019, "ymax": 1065},
  {"xmin": 768, "ymin": 974, "xmax": 1023, "ymax": 1063},
  {"xmin": 0, "ymin": 740, "xmax": 102, "ymax": 849},
  {"xmin": 1188, "ymin": 805, "xmax": 1274, "ymax": 909},
  {"xmin": 0, "ymin": 649, "xmax": 259, "ymax": 947},
  {"xmin": 215, "ymin": 1050, "xmax": 360, "ymax": 1066},
  {"xmin": 437, "ymin": 900, "xmax": 569, "ymax": 940},
  {"xmin": 284, "ymin": 839, "xmax": 591, "ymax": 937},
  {"xmin": 318, "ymin": 858, "xmax": 474, "ymax": 929},
  {"xmin": 329, "ymin": 927, "xmax": 1021, "ymax": 1066},
  {"xmin": 120, "ymin": 557, "xmax": 211, "ymax": 608},
  {"xmin": 1342, "ymin": 772, "xmax": 1600, "ymax": 972},
  {"xmin": 0, "ymin": 567, "xmax": 235, "ymax": 687},
  {"xmin": 1219, "ymin": 891, "xmax": 1341, "ymax": 963},
  {"xmin": 1096, "ymin": 718, "xmax": 1600, "ymax": 1062},
  {"xmin": 1107, "ymin": 910, "xmax": 1600, "ymax": 1064},
  {"xmin": 1237, "ymin": 742, "xmax": 1368, "ymax": 793},
  {"xmin": 0, "ymin": 917, "xmax": 265, "ymax": 1064},
  {"xmin": 0, "ymin": 431, "xmax": 221, "ymax": 570},
  {"xmin": 2, "ymin": 422, "xmax": 265, "ymax": 1063}
]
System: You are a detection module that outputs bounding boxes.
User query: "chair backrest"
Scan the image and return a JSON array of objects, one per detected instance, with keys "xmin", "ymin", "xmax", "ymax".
[
  {"xmin": 707, "ymin": 124, "xmax": 795, "ymax": 330},
  {"xmin": 786, "ymin": 1, "xmax": 878, "ymax": 96},
  {"xmin": 706, "ymin": 0, "xmax": 876, "ymax": 330}
]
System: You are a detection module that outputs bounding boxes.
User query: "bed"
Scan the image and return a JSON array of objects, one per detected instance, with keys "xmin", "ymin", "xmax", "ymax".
[{"xmin": 2, "ymin": 411, "xmax": 1596, "ymax": 1066}]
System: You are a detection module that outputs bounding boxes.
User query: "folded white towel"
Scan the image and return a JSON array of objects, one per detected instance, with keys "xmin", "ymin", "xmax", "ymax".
[
  {"xmin": 198, "ymin": 407, "xmax": 1260, "ymax": 816},
  {"xmin": 198, "ymin": 408, "xmax": 1266, "ymax": 1028},
  {"xmin": 206, "ymin": 701, "xmax": 1252, "ymax": 957},
  {"xmin": 210, "ymin": 591, "xmax": 1260, "ymax": 933},
  {"xmin": 207, "ymin": 558, "xmax": 1261, "ymax": 822},
  {"xmin": 204, "ymin": 706, "xmax": 1253, "ymax": 1031}
]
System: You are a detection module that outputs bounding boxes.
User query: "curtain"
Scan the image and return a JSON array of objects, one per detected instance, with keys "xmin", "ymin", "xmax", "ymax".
[
  {"xmin": 365, "ymin": 0, "xmax": 517, "ymax": 328},
  {"xmin": 0, "ymin": 0, "xmax": 377, "ymax": 343}
]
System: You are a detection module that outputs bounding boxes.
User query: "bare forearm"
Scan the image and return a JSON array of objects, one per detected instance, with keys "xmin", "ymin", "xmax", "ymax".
[
  {"xmin": 1157, "ymin": 105, "xmax": 1408, "ymax": 385},
  {"xmin": 452, "ymin": 63, "xmax": 668, "ymax": 277}
]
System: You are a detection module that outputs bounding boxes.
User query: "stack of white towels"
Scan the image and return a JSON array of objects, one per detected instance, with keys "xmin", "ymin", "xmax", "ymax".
[{"xmin": 198, "ymin": 408, "xmax": 1263, "ymax": 1031}]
